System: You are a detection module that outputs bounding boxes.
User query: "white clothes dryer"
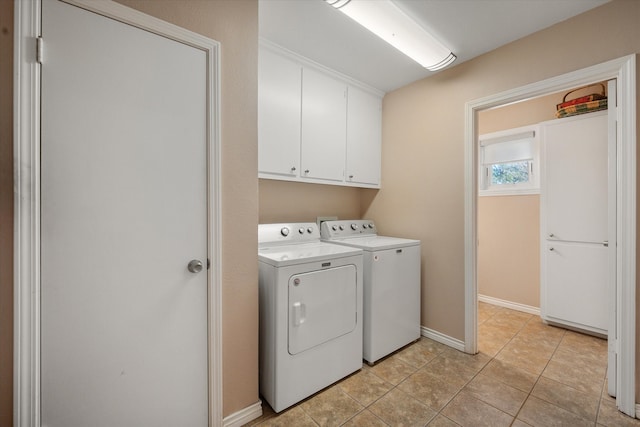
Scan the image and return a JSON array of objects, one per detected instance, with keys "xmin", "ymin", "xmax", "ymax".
[
  {"xmin": 258, "ymin": 222, "xmax": 363, "ymax": 412},
  {"xmin": 320, "ymin": 220, "xmax": 421, "ymax": 364}
]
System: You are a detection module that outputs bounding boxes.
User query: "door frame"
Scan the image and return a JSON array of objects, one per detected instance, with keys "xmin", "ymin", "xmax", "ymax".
[
  {"xmin": 14, "ymin": 0, "xmax": 223, "ymax": 425},
  {"xmin": 464, "ymin": 55, "xmax": 636, "ymax": 416}
]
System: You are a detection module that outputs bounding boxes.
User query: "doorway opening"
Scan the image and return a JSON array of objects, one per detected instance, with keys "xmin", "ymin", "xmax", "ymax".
[{"xmin": 464, "ymin": 56, "xmax": 636, "ymax": 416}]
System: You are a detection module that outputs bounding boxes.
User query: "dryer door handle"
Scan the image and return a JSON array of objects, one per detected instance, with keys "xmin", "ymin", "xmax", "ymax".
[{"xmin": 292, "ymin": 302, "xmax": 306, "ymax": 326}]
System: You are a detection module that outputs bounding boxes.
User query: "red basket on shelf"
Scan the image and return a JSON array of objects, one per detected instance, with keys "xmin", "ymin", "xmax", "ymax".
[{"xmin": 556, "ymin": 83, "xmax": 608, "ymax": 118}]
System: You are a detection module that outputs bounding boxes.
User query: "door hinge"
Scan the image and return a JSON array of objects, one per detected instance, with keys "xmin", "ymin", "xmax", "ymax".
[{"xmin": 36, "ymin": 37, "xmax": 43, "ymax": 64}]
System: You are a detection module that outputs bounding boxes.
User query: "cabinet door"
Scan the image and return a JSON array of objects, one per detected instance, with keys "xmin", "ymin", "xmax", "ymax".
[
  {"xmin": 544, "ymin": 242, "xmax": 608, "ymax": 333},
  {"xmin": 542, "ymin": 113, "xmax": 608, "ymax": 243},
  {"xmin": 258, "ymin": 48, "xmax": 301, "ymax": 177},
  {"xmin": 301, "ymin": 68, "xmax": 347, "ymax": 182},
  {"xmin": 346, "ymin": 86, "xmax": 382, "ymax": 186}
]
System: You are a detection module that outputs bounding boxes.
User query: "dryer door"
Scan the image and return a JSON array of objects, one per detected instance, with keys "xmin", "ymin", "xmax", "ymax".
[{"xmin": 288, "ymin": 265, "xmax": 357, "ymax": 355}]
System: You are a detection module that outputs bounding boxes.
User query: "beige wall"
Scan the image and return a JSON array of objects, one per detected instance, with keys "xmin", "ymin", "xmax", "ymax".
[
  {"xmin": 259, "ymin": 179, "xmax": 364, "ymax": 224},
  {"xmin": 0, "ymin": 0, "xmax": 13, "ymax": 424},
  {"xmin": 478, "ymin": 195, "xmax": 541, "ymax": 307},
  {"xmin": 479, "ymin": 91, "xmax": 567, "ymax": 134},
  {"xmin": 361, "ymin": 0, "xmax": 639, "ymax": 394}
]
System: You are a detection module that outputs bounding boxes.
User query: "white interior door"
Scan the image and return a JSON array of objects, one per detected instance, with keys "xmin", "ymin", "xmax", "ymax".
[
  {"xmin": 543, "ymin": 112, "xmax": 608, "ymax": 244},
  {"xmin": 41, "ymin": 1, "xmax": 208, "ymax": 425},
  {"xmin": 541, "ymin": 111, "xmax": 609, "ymax": 333}
]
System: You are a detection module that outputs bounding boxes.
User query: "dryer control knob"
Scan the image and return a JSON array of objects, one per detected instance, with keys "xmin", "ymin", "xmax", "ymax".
[
  {"xmin": 307, "ymin": 227, "xmax": 313, "ymax": 234},
  {"xmin": 332, "ymin": 225, "xmax": 338, "ymax": 231},
  {"xmin": 339, "ymin": 225, "xmax": 345, "ymax": 231},
  {"xmin": 280, "ymin": 227, "xmax": 290, "ymax": 237},
  {"xmin": 351, "ymin": 223, "xmax": 358, "ymax": 230},
  {"xmin": 298, "ymin": 227, "xmax": 305, "ymax": 234}
]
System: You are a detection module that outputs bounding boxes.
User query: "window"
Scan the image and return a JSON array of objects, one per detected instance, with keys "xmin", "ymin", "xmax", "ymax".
[{"xmin": 479, "ymin": 125, "xmax": 539, "ymax": 196}]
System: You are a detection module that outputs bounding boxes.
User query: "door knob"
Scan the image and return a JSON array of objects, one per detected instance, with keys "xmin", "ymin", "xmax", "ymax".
[{"xmin": 188, "ymin": 259, "xmax": 203, "ymax": 273}]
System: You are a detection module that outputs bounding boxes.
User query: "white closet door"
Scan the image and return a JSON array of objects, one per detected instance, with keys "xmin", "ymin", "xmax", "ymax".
[
  {"xmin": 41, "ymin": 1, "xmax": 208, "ymax": 425},
  {"xmin": 541, "ymin": 111, "xmax": 610, "ymax": 335},
  {"xmin": 543, "ymin": 112, "xmax": 608, "ymax": 244},
  {"xmin": 544, "ymin": 242, "xmax": 608, "ymax": 331}
]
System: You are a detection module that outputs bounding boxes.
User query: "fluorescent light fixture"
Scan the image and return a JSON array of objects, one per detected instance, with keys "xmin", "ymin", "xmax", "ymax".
[{"xmin": 325, "ymin": 0, "xmax": 456, "ymax": 71}]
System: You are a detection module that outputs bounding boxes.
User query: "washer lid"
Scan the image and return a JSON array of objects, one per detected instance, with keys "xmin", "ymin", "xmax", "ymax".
[
  {"xmin": 324, "ymin": 235, "xmax": 420, "ymax": 251},
  {"xmin": 258, "ymin": 241, "xmax": 362, "ymax": 267}
]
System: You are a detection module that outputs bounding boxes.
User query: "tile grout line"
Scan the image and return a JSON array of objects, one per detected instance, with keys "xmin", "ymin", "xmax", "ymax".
[
  {"xmin": 507, "ymin": 315, "xmax": 567, "ymax": 426},
  {"xmin": 452, "ymin": 309, "xmax": 539, "ymax": 425}
]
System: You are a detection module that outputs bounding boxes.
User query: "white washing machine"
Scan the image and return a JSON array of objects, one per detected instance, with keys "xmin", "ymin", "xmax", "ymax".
[
  {"xmin": 321, "ymin": 219, "xmax": 421, "ymax": 364},
  {"xmin": 258, "ymin": 222, "xmax": 363, "ymax": 412}
]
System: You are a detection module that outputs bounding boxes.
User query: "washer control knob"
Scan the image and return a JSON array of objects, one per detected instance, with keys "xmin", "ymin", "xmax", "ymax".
[
  {"xmin": 339, "ymin": 225, "xmax": 345, "ymax": 231},
  {"xmin": 307, "ymin": 227, "xmax": 313, "ymax": 234},
  {"xmin": 369, "ymin": 223, "xmax": 374, "ymax": 228},
  {"xmin": 280, "ymin": 227, "xmax": 290, "ymax": 237},
  {"xmin": 332, "ymin": 225, "xmax": 338, "ymax": 231},
  {"xmin": 351, "ymin": 223, "xmax": 358, "ymax": 230},
  {"xmin": 298, "ymin": 227, "xmax": 305, "ymax": 234}
]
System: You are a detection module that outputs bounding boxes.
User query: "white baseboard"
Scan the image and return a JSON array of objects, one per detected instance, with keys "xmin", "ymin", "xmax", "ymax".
[
  {"xmin": 223, "ymin": 401, "xmax": 262, "ymax": 427},
  {"xmin": 635, "ymin": 403, "xmax": 640, "ymax": 419},
  {"xmin": 478, "ymin": 294, "xmax": 540, "ymax": 316},
  {"xmin": 420, "ymin": 326, "xmax": 465, "ymax": 352}
]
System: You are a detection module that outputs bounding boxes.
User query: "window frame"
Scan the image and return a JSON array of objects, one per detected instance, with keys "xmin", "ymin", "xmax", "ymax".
[{"xmin": 478, "ymin": 124, "xmax": 540, "ymax": 196}]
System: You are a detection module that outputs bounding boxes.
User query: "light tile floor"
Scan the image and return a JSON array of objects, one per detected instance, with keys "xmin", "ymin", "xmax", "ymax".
[{"xmin": 246, "ymin": 302, "xmax": 640, "ymax": 426}]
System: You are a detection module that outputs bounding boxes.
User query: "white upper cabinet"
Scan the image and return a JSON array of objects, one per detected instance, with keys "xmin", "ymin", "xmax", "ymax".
[
  {"xmin": 258, "ymin": 48, "xmax": 301, "ymax": 177},
  {"xmin": 346, "ymin": 86, "xmax": 382, "ymax": 186},
  {"xmin": 301, "ymin": 67, "xmax": 347, "ymax": 182},
  {"xmin": 258, "ymin": 42, "xmax": 383, "ymax": 188}
]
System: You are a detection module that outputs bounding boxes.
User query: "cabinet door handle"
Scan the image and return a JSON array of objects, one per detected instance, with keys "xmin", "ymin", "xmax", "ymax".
[
  {"xmin": 349, "ymin": 174, "xmax": 354, "ymax": 179},
  {"xmin": 291, "ymin": 166, "xmax": 296, "ymax": 172},
  {"xmin": 304, "ymin": 169, "xmax": 309, "ymax": 174}
]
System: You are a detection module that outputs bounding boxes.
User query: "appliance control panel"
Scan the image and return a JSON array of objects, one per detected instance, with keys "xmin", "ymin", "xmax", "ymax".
[
  {"xmin": 258, "ymin": 222, "xmax": 320, "ymax": 245},
  {"xmin": 320, "ymin": 220, "xmax": 377, "ymax": 239}
]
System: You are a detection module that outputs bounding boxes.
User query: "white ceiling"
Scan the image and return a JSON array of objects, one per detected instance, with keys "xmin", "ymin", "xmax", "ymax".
[{"xmin": 259, "ymin": 0, "xmax": 610, "ymax": 93}]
